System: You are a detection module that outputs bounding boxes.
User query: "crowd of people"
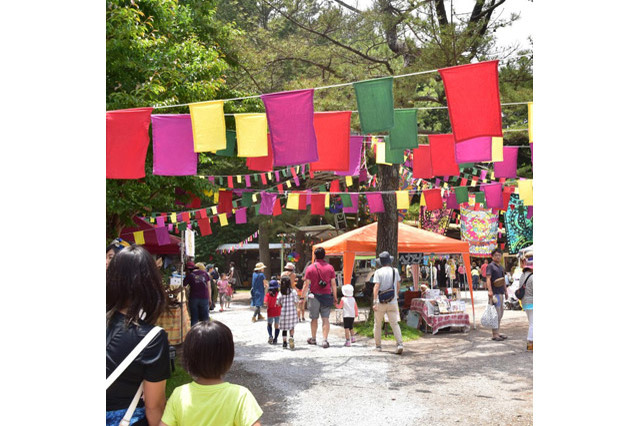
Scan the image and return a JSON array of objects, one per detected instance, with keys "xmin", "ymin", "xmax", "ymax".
[{"xmin": 106, "ymin": 240, "xmax": 532, "ymax": 425}]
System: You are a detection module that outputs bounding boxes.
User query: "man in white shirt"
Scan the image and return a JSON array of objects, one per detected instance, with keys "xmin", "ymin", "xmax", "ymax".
[{"xmin": 372, "ymin": 251, "xmax": 404, "ymax": 355}]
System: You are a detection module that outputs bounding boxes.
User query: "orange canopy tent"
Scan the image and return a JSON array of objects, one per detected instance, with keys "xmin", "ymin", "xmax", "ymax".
[{"xmin": 312, "ymin": 221, "xmax": 476, "ymax": 325}]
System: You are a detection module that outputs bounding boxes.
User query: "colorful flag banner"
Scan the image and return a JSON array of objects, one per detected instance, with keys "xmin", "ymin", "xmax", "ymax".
[
  {"xmin": 429, "ymin": 134, "xmax": 460, "ymax": 176},
  {"xmin": 261, "ymin": 89, "xmax": 319, "ymax": 166},
  {"xmin": 460, "ymin": 206, "xmax": 499, "ymax": 256},
  {"xmin": 189, "ymin": 101, "xmax": 226, "ymax": 152},
  {"xmin": 375, "ymin": 139, "xmax": 389, "ymax": 164},
  {"xmin": 445, "ymin": 190, "xmax": 459, "ymax": 209},
  {"xmin": 329, "ymin": 179, "xmax": 340, "ymax": 193},
  {"xmin": 106, "ymin": 108, "xmax": 153, "ymax": 179},
  {"xmin": 235, "ymin": 113, "xmax": 268, "ymax": 157},
  {"xmin": 311, "ymin": 111, "xmax": 352, "ymax": 171},
  {"xmin": 343, "ymin": 194, "xmax": 359, "ymax": 214},
  {"xmin": 388, "ymin": 109, "xmax": 418, "ymax": 149},
  {"xmin": 273, "ymin": 198, "xmax": 283, "ymax": 216},
  {"xmin": 438, "ymin": 61, "xmax": 503, "ymax": 142},
  {"xmin": 353, "ymin": 76, "xmax": 395, "ymax": 133}
]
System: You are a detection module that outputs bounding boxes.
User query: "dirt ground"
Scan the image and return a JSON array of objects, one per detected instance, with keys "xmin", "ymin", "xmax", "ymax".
[{"xmin": 203, "ymin": 290, "xmax": 532, "ymax": 426}]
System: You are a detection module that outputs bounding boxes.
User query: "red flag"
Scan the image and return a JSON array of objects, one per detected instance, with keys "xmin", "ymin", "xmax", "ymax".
[
  {"xmin": 297, "ymin": 191, "xmax": 308, "ymax": 210},
  {"xmin": 273, "ymin": 198, "xmax": 282, "ymax": 216},
  {"xmin": 423, "ymin": 189, "xmax": 443, "ymax": 211},
  {"xmin": 329, "ymin": 179, "xmax": 340, "ymax": 193},
  {"xmin": 106, "ymin": 108, "xmax": 153, "ymax": 179},
  {"xmin": 438, "ymin": 61, "xmax": 503, "ymax": 142},
  {"xmin": 311, "ymin": 194, "xmax": 326, "ymax": 216},
  {"xmin": 246, "ymin": 134, "xmax": 274, "ymax": 172},
  {"xmin": 198, "ymin": 218, "xmax": 212, "ymax": 236},
  {"xmin": 429, "ymin": 134, "xmax": 460, "ymax": 176},
  {"xmin": 227, "ymin": 176, "xmax": 234, "ymax": 188},
  {"xmin": 310, "ymin": 111, "xmax": 351, "ymax": 171},
  {"xmin": 412, "ymin": 145, "xmax": 434, "ymax": 179},
  {"xmin": 218, "ymin": 190, "xmax": 233, "ymax": 214}
]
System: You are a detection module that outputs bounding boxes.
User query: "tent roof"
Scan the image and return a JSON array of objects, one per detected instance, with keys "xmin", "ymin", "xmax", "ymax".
[
  {"xmin": 120, "ymin": 216, "xmax": 181, "ymax": 255},
  {"xmin": 314, "ymin": 221, "xmax": 469, "ymax": 255}
]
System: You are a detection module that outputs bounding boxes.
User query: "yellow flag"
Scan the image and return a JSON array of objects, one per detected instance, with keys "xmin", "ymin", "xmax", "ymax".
[
  {"xmin": 324, "ymin": 192, "xmax": 330, "ymax": 208},
  {"xmin": 236, "ymin": 175, "xmax": 242, "ymax": 183},
  {"xmin": 492, "ymin": 137, "xmax": 504, "ymax": 162},
  {"xmin": 189, "ymin": 101, "xmax": 226, "ymax": 152},
  {"xmin": 133, "ymin": 231, "xmax": 145, "ymax": 245},
  {"xmin": 252, "ymin": 193, "xmax": 258, "ymax": 202},
  {"xmin": 268, "ymin": 172, "xmax": 273, "ymax": 180},
  {"xmin": 286, "ymin": 193, "xmax": 299, "ymax": 210},
  {"xmin": 518, "ymin": 179, "xmax": 533, "ymax": 206},
  {"xmin": 396, "ymin": 191, "xmax": 410, "ymax": 210},
  {"xmin": 214, "ymin": 192, "xmax": 219, "ymax": 204},
  {"xmin": 375, "ymin": 141, "xmax": 390, "ymax": 165},
  {"xmin": 210, "ymin": 206, "xmax": 217, "ymax": 215},
  {"xmin": 286, "ymin": 180, "xmax": 292, "ymax": 188},
  {"xmin": 219, "ymin": 213, "xmax": 228, "ymax": 227},
  {"xmin": 235, "ymin": 113, "xmax": 268, "ymax": 157},
  {"xmin": 470, "ymin": 179, "xmax": 477, "ymax": 187},
  {"xmin": 528, "ymin": 102, "xmax": 533, "ymax": 143},
  {"xmin": 150, "ymin": 217, "xmax": 155, "ymax": 223},
  {"xmin": 203, "ymin": 189, "xmax": 213, "ymax": 197},
  {"xmin": 171, "ymin": 213, "xmax": 177, "ymax": 223},
  {"xmin": 345, "ymin": 176, "xmax": 353, "ymax": 187},
  {"xmin": 420, "ymin": 192, "xmax": 426, "ymax": 206}
]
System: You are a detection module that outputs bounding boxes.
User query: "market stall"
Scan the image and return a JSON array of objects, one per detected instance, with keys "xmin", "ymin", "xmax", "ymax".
[
  {"xmin": 410, "ymin": 291, "xmax": 470, "ymax": 335},
  {"xmin": 312, "ymin": 221, "xmax": 477, "ymax": 327}
]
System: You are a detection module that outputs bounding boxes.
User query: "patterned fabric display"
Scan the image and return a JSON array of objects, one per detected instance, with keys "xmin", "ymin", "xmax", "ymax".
[
  {"xmin": 504, "ymin": 193, "xmax": 533, "ymax": 254},
  {"xmin": 419, "ymin": 206, "xmax": 452, "ymax": 235},
  {"xmin": 460, "ymin": 206, "xmax": 499, "ymax": 256}
]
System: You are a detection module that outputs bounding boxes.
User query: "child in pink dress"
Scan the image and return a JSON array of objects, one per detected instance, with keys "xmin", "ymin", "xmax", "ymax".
[{"xmin": 217, "ymin": 274, "xmax": 230, "ymax": 312}]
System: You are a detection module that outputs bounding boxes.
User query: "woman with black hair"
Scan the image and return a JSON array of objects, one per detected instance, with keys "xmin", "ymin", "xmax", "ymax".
[{"xmin": 106, "ymin": 245, "xmax": 171, "ymax": 426}]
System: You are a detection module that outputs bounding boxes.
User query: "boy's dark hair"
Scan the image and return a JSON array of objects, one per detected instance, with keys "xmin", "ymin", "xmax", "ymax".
[
  {"xmin": 183, "ymin": 320, "xmax": 234, "ymax": 380},
  {"xmin": 280, "ymin": 276, "xmax": 292, "ymax": 296},
  {"xmin": 314, "ymin": 247, "xmax": 326, "ymax": 260},
  {"xmin": 107, "ymin": 245, "xmax": 167, "ymax": 326},
  {"xmin": 491, "ymin": 248, "xmax": 503, "ymax": 256}
]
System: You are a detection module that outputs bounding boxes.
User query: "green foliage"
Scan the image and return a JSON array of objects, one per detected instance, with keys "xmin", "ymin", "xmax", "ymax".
[{"xmin": 354, "ymin": 318, "xmax": 422, "ymax": 342}]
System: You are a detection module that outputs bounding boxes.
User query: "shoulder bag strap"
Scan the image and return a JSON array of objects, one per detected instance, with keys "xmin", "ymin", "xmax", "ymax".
[
  {"xmin": 314, "ymin": 263, "xmax": 325, "ymax": 283},
  {"xmin": 106, "ymin": 326, "xmax": 162, "ymax": 390}
]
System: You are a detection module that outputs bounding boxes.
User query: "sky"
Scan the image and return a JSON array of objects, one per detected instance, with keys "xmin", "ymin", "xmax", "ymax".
[{"xmin": 344, "ymin": 0, "xmax": 533, "ymax": 53}]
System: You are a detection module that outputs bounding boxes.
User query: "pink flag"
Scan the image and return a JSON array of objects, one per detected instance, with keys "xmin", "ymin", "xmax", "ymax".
[
  {"xmin": 366, "ymin": 193, "xmax": 385, "ymax": 213},
  {"xmin": 446, "ymin": 191, "xmax": 459, "ymax": 209},
  {"xmin": 481, "ymin": 183, "xmax": 503, "ymax": 208},
  {"xmin": 156, "ymin": 216, "xmax": 165, "ymax": 227},
  {"xmin": 261, "ymin": 89, "xmax": 319, "ymax": 166},
  {"xmin": 151, "ymin": 114, "xmax": 198, "ymax": 176},
  {"xmin": 335, "ymin": 136, "xmax": 364, "ymax": 176},
  {"xmin": 155, "ymin": 227, "xmax": 170, "ymax": 246},
  {"xmin": 494, "ymin": 146, "xmax": 518, "ymax": 178},
  {"xmin": 455, "ymin": 136, "xmax": 492, "ymax": 163},
  {"xmin": 235, "ymin": 207, "xmax": 247, "ymax": 224},
  {"xmin": 259, "ymin": 192, "xmax": 277, "ymax": 215}
]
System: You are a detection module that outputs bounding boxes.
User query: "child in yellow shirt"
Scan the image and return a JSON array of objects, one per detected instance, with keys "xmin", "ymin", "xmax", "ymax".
[{"xmin": 161, "ymin": 320, "xmax": 263, "ymax": 426}]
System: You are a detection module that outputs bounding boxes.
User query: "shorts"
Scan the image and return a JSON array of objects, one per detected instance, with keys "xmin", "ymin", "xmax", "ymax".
[
  {"xmin": 308, "ymin": 296, "xmax": 331, "ymax": 319},
  {"xmin": 343, "ymin": 317, "xmax": 354, "ymax": 329},
  {"xmin": 267, "ymin": 316, "xmax": 280, "ymax": 325}
]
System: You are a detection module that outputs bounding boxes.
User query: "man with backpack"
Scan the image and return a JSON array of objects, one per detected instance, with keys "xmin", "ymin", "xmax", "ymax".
[{"xmin": 372, "ymin": 251, "xmax": 404, "ymax": 355}]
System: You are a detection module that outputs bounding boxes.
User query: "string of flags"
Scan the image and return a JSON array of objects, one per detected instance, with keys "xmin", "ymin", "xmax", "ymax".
[{"xmin": 216, "ymin": 231, "xmax": 260, "ymax": 254}]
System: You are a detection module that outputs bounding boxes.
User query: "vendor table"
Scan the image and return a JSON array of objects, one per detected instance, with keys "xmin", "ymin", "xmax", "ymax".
[
  {"xmin": 410, "ymin": 298, "xmax": 470, "ymax": 335},
  {"xmin": 157, "ymin": 288, "xmax": 191, "ymax": 345}
]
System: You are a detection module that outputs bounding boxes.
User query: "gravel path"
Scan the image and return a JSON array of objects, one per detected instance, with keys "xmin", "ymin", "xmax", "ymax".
[{"xmin": 210, "ymin": 291, "xmax": 532, "ymax": 426}]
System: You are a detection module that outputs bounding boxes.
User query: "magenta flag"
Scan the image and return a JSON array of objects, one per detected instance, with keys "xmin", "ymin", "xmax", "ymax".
[
  {"xmin": 235, "ymin": 207, "xmax": 248, "ymax": 224},
  {"xmin": 343, "ymin": 194, "xmax": 359, "ymax": 214},
  {"xmin": 261, "ymin": 89, "xmax": 318, "ymax": 166},
  {"xmin": 455, "ymin": 136, "xmax": 492, "ymax": 163},
  {"xmin": 494, "ymin": 146, "xmax": 518, "ymax": 178},
  {"xmin": 366, "ymin": 193, "xmax": 385, "ymax": 213},
  {"xmin": 155, "ymin": 227, "xmax": 171, "ymax": 246},
  {"xmin": 156, "ymin": 216, "xmax": 165, "ymax": 227},
  {"xmin": 481, "ymin": 183, "xmax": 503, "ymax": 208},
  {"xmin": 259, "ymin": 192, "xmax": 277, "ymax": 215},
  {"xmin": 527, "ymin": 206, "xmax": 533, "ymax": 219},
  {"xmin": 151, "ymin": 115, "xmax": 198, "ymax": 176},
  {"xmin": 530, "ymin": 143, "xmax": 533, "ymax": 164},
  {"xmin": 335, "ymin": 136, "xmax": 364, "ymax": 176},
  {"xmin": 446, "ymin": 191, "xmax": 459, "ymax": 209}
]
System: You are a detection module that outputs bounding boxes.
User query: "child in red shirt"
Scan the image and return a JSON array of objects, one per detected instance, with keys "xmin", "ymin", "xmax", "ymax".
[{"xmin": 264, "ymin": 278, "xmax": 282, "ymax": 345}]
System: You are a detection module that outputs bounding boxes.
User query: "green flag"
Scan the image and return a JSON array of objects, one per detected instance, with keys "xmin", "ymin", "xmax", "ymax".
[
  {"xmin": 454, "ymin": 186, "xmax": 469, "ymax": 204},
  {"xmin": 353, "ymin": 76, "xmax": 395, "ymax": 133},
  {"xmin": 215, "ymin": 130, "xmax": 237, "ymax": 157},
  {"xmin": 474, "ymin": 191, "xmax": 485, "ymax": 205},
  {"xmin": 388, "ymin": 109, "xmax": 418, "ymax": 149},
  {"xmin": 340, "ymin": 194, "xmax": 353, "ymax": 208},
  {"xmin": 241, "ymin": 192, "xmax": 253, "ymax": 207},
  {"xmin": 384, "ymin": 136, "xmax": 405, "ymax": 164}
]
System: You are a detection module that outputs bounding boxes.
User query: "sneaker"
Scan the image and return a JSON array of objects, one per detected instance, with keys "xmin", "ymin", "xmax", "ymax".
[
  {"xmin": 268, "ymin": 336, "xmax": 273, "ymax": 344},
  {"xmin": 283, "ymin": 341, "xmax": 288, "ymax": 348},
  {"xmin": 307, "ymin": 338, "xmax": 317, "ymax": 345},
  {"xmin": 252, "ymin": 317, "xmax": 257, "ymax": 323},
  {"xmin": 289, "ymin": 338, "xmax": 295, "ymax": 350},
  {"xmin": 344, "ymin": 340, "xmax": 351, "ymax": 347},
  {"xmin": 322, "ymin": 340, "xmax": 330, "ymax": 348},
  {"xmin": 375, "ymin": 345, "xmax": 382, "ymax": 351},
  {"xmin": 351, "ymin": 336, "xmax": 356, "ymax": 343},
  {"xmin": 258, "ymin": 314, "xmax": 265, "ymax": 321},
  {"xmin": 272, "ymin": 339, "xmax": 278, "ymax": 345},
  {"xmin": 395, "ymin": 345, "xmax": 404, "ymax": 355}
]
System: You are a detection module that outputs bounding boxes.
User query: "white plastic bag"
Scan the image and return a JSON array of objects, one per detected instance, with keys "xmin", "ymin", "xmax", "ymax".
[{"xmin": 481, "ymin": 303, "xmax": 499, "ymax": 329}]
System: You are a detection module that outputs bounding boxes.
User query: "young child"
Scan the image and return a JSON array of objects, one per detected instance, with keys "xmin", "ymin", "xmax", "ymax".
[
  {"xmin": 295, "ymin": 276, "xmax": 306, "ymax": 322},
  {"xmin": 225, "ymin": 276, "xmax": 233, "ymax": 310},
  {"xmin": 264, "ymin": 278, "xmax": 282, "ymax": 345},
  {"xmin": 217, "ymin": 273, "xmax": 230, "ymax": 312},
  {"xmin": 160, "ymin": 320, "xmax": 263, "ymax": 426},
  {"xmin": 336, "ymin": 284, "xmax": 359, "ymax": 346},
  {"xmin": 277, "ymin": 276, "xmax": 299, "ymax": 349}
]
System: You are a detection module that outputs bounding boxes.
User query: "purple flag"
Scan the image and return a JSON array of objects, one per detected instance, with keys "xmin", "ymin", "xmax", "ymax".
[
  {"xmin": 259, "ymin": 192, "xmax": 277, "ymax": 215},
  {"xmin": 481, "ymin": 183, "xmax": 503, "ymax": 208},
  {"xmin": 527, "ymin": 206, "xmax": 533, "ymax": 219},
  {"xmin": 480, "ymin": 169, "xmax": 488, "ymax": 180},
  {"xmin": 155, "ymin": 227, "xmax": 171, "ymax": 246},
  {"xmin": 366, "ymin": 193, "xmax": 385, "ymax": 213},
  {"xmin": 359, "ymin": 166, "xmax": 368, "ymax": 182},
  {"xmin": 455, "ymin": 136, "xmax": 492, "ymax": 163},
  {"xmin": 245, "ymin": 175, "xmax": 251, "ymax": 187},
  {"xmin": 446, "ymin": 191, "xmax": 459, "ymax": 209},
  {"xmin": 275, "ymin": 170, "xmax": 280, "ymax": 182},
  {"xmin": 261, "ymin": 89, "xmax": 319, "ymax": 166},
  {"xmin": 335, "ymin": 136, "xmax": 364, "ymax": 176},
  {"xmin": 235, "ymin": 207, "xmax": 247, "ymax": 224},
  {"xmin": 156, "ymin": 216, "xmax": 165, "ymax": 227},
  {"xmin": 494, "ymin": 146, "xmax": 518, "ymax": 178},
  {"xmin": 151, "ymin": 115, "xmax": 198, "ymax": 176},
  {"xmin": 343, "ymin": 194, "xmax": 359, "ymax": 214},
  {"xmin": 530, "ymin": 143, "xmax": 533, "ymax": 164}
]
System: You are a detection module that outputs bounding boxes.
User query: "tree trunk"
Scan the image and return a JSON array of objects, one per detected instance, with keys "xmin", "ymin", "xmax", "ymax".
[
  {"xmin": 258, "ymin": 221, "xmax": 271, "ymax": 278},
  {"xmin": 376, "ymin": 163, "xmax": 399, "ymax": 265}
]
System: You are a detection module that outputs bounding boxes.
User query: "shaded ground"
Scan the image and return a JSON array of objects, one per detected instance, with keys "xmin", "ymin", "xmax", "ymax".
[{"xmin": 188, "ymin": 290, "xmax": 532, "ymax": 425}]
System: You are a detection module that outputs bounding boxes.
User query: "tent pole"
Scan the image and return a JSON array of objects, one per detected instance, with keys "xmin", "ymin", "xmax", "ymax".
[{"xmin": 462, "ymin": 252, "xmax": 475, "ymax": 329}]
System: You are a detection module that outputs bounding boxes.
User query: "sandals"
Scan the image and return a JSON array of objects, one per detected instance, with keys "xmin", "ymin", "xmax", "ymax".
[
  {"xmin": 322, "ymin": 340, "xmax": 330, "ymax": 348},
  {"xmin": 499, "ymin": 334, "xmax": 508, "ymax": 340},
  {"xmin": 491, "ymin": 336, "xmax": 505, "ymax": 341},
  {"xmin": 307, "ymin": 338, "xmax": 317, "ymax": 345}
]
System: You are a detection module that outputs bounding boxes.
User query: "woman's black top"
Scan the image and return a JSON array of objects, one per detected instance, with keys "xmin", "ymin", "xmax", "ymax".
[{"xmin": 106, "ymin": 312, "xmax": 171, "ymax": 411}]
